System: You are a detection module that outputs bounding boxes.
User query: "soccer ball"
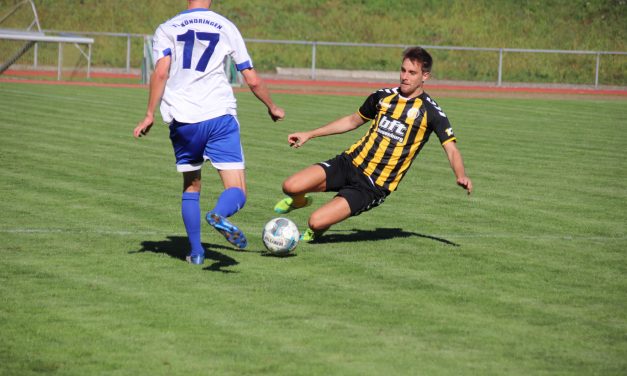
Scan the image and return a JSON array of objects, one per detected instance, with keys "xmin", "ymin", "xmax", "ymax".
[{"xmin": 262, "ymin": 217, "xmax": 300, "ymax": 255}]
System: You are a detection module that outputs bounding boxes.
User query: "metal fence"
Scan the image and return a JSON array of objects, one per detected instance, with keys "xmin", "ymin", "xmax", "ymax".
[
  {"xmin": 18, "ymin": 30, "xmax": 626, "ymax": 87},
  {"xmin": 41, "ymin": 30, "xmax": 144, "ymax": 73},
  {"xmin": 245, "ymin": 39, "xmax": 627, "ymax": 88}
]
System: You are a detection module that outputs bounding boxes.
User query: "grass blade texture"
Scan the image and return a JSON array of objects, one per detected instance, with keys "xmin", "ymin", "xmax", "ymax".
[{"xmin": 0, "ymin": 82, "xmax": 625, "ymax": 375}]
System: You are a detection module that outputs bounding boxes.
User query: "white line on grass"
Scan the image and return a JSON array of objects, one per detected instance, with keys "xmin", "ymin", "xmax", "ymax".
[
  {"xmin": 1, "ymin": 228, "xmax": 625, "ymax": 241},
  {"xmin": 0, "ymin": 228, "xmax": 165, "ymax": 236},
  {"xmin": 437, "ymin": 234, "xmax": 627, "ymax": 241}
]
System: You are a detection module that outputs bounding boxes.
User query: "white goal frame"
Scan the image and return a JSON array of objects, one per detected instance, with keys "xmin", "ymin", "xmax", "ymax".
[{"xmin": 0, "ymin": 0, "xmax": 94, "ymax": 80}]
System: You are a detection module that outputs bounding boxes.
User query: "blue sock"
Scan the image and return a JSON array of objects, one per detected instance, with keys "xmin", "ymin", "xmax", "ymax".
[
  {"xmin": 212, "ymin": 187, "xmax": 246, "ymax": 217},
  {"xmin": 182, "ymin": 192, "xmax": 204, "ymax": 256}
]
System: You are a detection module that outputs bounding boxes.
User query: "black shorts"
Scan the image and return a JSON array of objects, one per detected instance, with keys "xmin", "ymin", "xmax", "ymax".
[{"xmin": 318, "ymin": 154, "xmax": 390, "ymax": 216}]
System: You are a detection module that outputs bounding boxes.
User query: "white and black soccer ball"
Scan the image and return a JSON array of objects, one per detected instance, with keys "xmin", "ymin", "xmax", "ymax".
[{"xmin": 262, "ymin": 217, "xmax": 299, "ymax": 255}]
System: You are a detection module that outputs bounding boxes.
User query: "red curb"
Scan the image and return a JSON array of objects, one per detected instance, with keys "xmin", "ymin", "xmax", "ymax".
[
  {"xmin": 263, "ymin": 78, "xmax": 627, "ymax": 96},
  {"xmin": 0, "ymin": 78, "xmax": 145, "ymax": 88},
  {"xmin": 1, "ymin": 75, "xmax": 626, "ymax": 96},
  {"xmin": 4, "ymin": 69, "xmax": 140, "ymax": 79}
]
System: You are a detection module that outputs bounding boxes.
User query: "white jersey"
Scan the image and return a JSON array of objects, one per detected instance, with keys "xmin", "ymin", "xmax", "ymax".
[{"xmin": 152, "ymin": 8, "xmax": 252, "ymax": 123}]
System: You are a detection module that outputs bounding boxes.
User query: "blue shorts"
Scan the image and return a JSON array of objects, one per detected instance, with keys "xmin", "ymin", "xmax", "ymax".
[{"xmin": 169, "ymin": 114, "xmax": 245, "ymax": 172}]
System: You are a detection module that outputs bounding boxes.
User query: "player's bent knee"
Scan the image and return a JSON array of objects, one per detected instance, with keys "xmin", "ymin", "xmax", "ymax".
[
  {"xmin": 308, "ymin": 212, "xmax": 331, "ymax": 232},
  {"xmin": 282, "ymin": 177, "xmax": 300, "ymax": 195}
]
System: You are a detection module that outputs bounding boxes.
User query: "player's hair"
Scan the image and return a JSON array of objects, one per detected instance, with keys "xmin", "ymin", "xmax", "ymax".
[{"xmin": 402, "ymin": 47, "xmax": 433, "ymax": 73}]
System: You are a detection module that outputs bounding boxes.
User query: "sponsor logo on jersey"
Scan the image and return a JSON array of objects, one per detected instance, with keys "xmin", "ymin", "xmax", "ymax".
[{"xmin": 377, "ymin": 115, "xmax": 408, "ymax": 143}]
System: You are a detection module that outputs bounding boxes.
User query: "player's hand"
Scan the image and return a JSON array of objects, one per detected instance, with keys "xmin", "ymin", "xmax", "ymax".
[
  {"xmin": 457, "ymin": 176, "xmax": 473, "ymax": 195},
  {"xmin": 268, "ymin": 106, "xmax": 285, "ymax": 122},
  {"xmin": 288, "ymin": 132, "xmax": 310, "ymax": 148},
  {"xmin": 134, "ymin": 115, "xmax": 154, "ymax": 138}
]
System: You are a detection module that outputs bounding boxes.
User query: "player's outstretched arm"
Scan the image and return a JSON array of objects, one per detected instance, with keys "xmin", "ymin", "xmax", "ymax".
[
  {"xmin": 288, "ymin": 113, "xmax": 366, "ymax": 148},
  {"xmin": 240, "ymin": 68, "xmax": 285, "ymax": 122},
  {"xmin": 133, "ymin": 56, "xmax": 171, "ymax": 138},
  {"xmin": 443, "ymin": 141, "xmax": 473, "ymax": 194}
]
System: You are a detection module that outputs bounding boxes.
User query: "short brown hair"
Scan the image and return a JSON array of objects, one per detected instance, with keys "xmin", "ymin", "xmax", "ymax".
[{"xmin": 402, "ymin": 47, "xmax": 433, "ymax": 73}]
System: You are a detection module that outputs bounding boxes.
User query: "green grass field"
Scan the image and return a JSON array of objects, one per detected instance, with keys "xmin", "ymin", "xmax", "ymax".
[{"xmin": 0, "ymin": 82, "xmax": 625, "ymax": 375}]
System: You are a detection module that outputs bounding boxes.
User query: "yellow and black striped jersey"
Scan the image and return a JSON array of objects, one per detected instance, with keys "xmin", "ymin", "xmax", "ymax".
[{"xmin": 344, "ymin": 87, "xmax": 457, "ymax": 191}]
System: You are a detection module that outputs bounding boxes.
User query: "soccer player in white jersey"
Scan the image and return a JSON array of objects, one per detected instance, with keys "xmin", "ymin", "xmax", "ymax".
[{"xmin": 134, "ymin": 0, "xmax": 285, "ymax": 265}]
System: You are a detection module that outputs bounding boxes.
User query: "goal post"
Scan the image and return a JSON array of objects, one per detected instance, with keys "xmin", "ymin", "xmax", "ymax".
[
  {"xmin": 0, "ymin": 30, "xmax": 94, "ymax": 79},
  {"xmin": 141, "ymin": 35, "xmax": 154, "ymax": 84},
  {"xmin": 0, "ymin": 0, "xmax": 94, "ymax": 80}
]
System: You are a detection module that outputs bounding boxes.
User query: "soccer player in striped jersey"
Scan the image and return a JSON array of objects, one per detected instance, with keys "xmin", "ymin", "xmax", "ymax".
[
  {"xmin": 134, "ymin": 0, "xmax": 284, "ymax": 265},
  {"xmin": 274, "ymin": 46, "xmax": 472, "ymax": 242}
]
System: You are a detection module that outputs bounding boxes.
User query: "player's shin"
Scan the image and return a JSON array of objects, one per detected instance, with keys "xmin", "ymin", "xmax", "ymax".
[
  {"xmin": 181, "ymin": 192, "xmax": 204, "ymax": 256},
  {"xmin": 212, "ymin": 187, "xmax": 246, "ymax": 217}
]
